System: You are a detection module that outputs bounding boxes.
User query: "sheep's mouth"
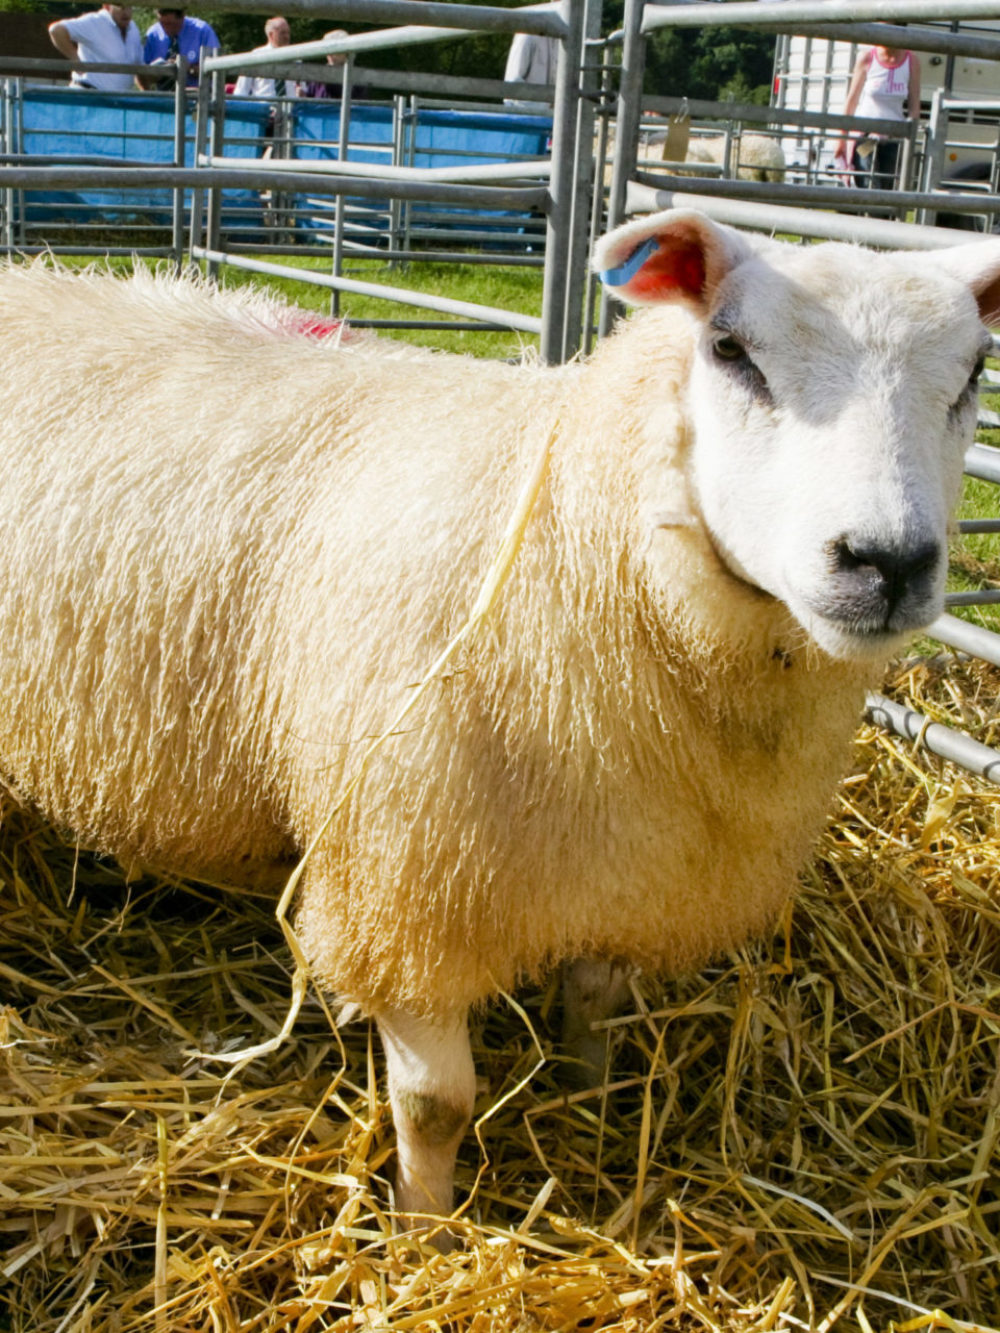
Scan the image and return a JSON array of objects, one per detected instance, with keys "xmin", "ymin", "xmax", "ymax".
[
  {"xmin": 808, "ymin": 594, "xmax": 939, "ymax": 639},
  {"xmin": 805, "ymin": 573, "xmax": 943, "ymax": 644},
  {"xmin": 802, "ymin": 597, "xmax": 941, "ymax": 661}
]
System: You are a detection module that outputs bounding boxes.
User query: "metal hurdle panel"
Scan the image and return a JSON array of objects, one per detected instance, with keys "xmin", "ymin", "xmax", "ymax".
[{"xmin": 194, "ymin": 0, "xmax": 600, "ymax": 363}]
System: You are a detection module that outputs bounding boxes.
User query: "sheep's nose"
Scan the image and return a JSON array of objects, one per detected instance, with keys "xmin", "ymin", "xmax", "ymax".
[{"xmin": 828, "ymin": 535, "xmax": 941, "ymax": 621}]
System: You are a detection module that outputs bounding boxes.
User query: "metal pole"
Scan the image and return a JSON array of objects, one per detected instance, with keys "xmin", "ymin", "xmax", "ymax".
[
  {"xmin": 1, "ymin": 78, "xmax": 14, "ymax": 254},
  {"xmin": 171, "ymin": 66, "xmax": 187, "ymax": 270},
  {"xmin": 625, "ymin": 175, "xmax": 1000, "ymax": 225},
  {"xmin": 199, "ymin": 1, "xmax": 567, "ymax": 42},
  {"xmin": 920, "ymin": 87, "xmax": 949, "ymax": 226},
  {"xmin": 642, "ymin": 0, "xmax": 1000, "ymax": 30},
  {"xmin": 741, "ymin": 21, "xmax": 1000, "ymax": 60},
  {"xmin": 600, "ymin": 0, "xmax": 646, "ymax": 340},
  {"xmin": 1, "ymin": 164, "xmax": 548, "ymax": 211},
  {"xmin": 189, "ymin": 70, "xmax": 210, "ymax": 265},
  {"xmin": 866, "ymin": 693, "xmax": 1000, "ymax": 784},
  {"xmin": 930, "ymin": 614, "xmax": 1000, "ymax": 669},
  {"xmin": 203, "ymin": 153, "xmax": 553, "ymax": 183},
  {"xmin": 191, "ymin": 246, "xmax": 545, "ymax": 332},
  {"xmin": 390, "ymin": 93, "xmax": 406, "ymax": 260},
  {"xmin": 584, "ymin": 45, "xmax": 614, "ymax": 357},
  {"xmin": 12, "ymin": 74, "xmax": 25, "ymax": 251},
  {"xmin": 540, "ymin": 0, "xmax": 585, "ymax": 364},
  {"xmin": 560, "ymin": 0, "xmax": 603, "ymax": 362},
  {"xmin": 331, "ymin": 57, "xmax": 353, "ymax": 319},
  {"xmin": 964, "ymin": 443, "xmax": 1000, "ymax": 486},
  {"xmin": 205, "ymin": 69, "xmax": 226, "ymax": 277}
]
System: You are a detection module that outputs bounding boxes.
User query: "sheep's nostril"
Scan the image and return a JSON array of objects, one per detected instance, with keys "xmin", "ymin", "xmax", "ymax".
[
  {"xmin": 833, "ymin": 537, "xmax": 939, "ymax": 582},
  {"xmin": 830, "ymin": 536, "xmax": 940, "ymax": 613}
]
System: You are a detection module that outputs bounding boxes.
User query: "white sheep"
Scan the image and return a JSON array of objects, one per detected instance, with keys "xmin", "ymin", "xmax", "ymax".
[
  {"xmin": 685, "ymin": 131, "xmax": 786, "ymax": 182},
  {"xmin": 1, "ymin": 212, "xmax": 998, "ymax": 1237}
]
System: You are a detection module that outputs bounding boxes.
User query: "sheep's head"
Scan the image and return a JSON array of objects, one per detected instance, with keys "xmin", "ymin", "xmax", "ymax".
[{"xmin": 595, "ymin": 209, "xmax": 1000, "ymax": 661}]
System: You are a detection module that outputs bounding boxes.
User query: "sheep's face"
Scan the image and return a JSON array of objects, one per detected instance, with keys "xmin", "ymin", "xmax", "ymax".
[
  {"xmin": 595, "ymin": 211, "xmax": 1000, "ymax": 662},
  {"xmin": 685, "ymin": 246, "xmax": 989, "ymax": 661}
]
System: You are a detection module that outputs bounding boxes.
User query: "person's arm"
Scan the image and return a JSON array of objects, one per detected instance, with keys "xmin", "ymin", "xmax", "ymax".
[
  {"xmin": 48, "ymin": 20, "xmax": 79, "ymax": 65},
  {"xmin": 504, "ymin": 33, "xmax": 530, "ymax": 84},
  {"xmin": 907, "ymin": 52, "xmax": 921, "ymax": 120},
  {"xmin": 835, "ymin": 49, "xmax": 871, "ymax": 163},
  {"xmin": 191, "ymin": 30, "xmax": 221, "ymax": 82},
  {"xmin": 128, "ymin": 25, "xmax": 146, "ymax": 90}
]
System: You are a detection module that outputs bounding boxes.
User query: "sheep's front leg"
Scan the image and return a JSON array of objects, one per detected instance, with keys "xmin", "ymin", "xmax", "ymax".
[
  {"xmin": 561, "ymin": 957, "xmax": 632, "ymax": 1087},
  {"xmin": 376, "ymin": 1006, "xmax": 475, "ymax": 1233}
]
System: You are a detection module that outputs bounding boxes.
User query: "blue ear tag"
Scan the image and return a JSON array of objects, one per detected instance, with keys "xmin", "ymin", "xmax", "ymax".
[{"xmin": 599, "ymin": 235, "xmax": 659, "ymax": 287}]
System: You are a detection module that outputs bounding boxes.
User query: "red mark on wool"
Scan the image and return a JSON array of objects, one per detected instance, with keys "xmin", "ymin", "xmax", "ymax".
[{"xmin": 289, "ymin": 315, "xmax": 347, "ymax": 340}]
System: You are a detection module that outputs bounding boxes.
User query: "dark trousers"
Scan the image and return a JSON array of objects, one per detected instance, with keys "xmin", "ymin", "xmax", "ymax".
[{"xmin": 852, "ymin": 138, "xmax": 901, "ymax": 190}]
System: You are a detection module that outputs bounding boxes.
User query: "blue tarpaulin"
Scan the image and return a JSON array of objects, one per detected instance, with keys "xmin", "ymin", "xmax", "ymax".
[
  {"xmin": 289, "ymin": 103, "xmax": 552, "ymax": 239},
  {"xmin": 17, "ymin": 86, "xmax": 270, "ymax": 226},
  {"xmin": 10, "ymin": 91, "xmax": 551, "ymax": 240}
]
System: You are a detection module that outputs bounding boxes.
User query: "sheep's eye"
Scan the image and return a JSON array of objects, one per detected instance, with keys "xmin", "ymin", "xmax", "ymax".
[
  {"xmin": 948, "ymin": 355, "xmax": 987, "ymax": 420},
  {"xmin": 712, "ymin": 333, "xmax": 746, "ymax": 362},
  {"xmin": 710, "ymin": 332, "xmax": 771, "ymax": 403}
]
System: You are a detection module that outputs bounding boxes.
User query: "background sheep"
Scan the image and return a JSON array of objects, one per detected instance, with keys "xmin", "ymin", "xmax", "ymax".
[
  {"xmin": 0, "ymin": 212, "xmax": 998, "ymax": 1235},
  {"xmin": 683, "ymin": 131, "xmax": 786, "ymax": 181}
]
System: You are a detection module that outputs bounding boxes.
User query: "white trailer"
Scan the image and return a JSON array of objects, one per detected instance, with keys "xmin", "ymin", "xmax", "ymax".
[{"xmin": 772, "ymin": 22, "xmax": 1000, "ymax": 183}]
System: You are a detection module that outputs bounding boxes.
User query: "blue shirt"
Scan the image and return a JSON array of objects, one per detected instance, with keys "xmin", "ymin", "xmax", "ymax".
[{"xmin": 143, "ymin": 16, "xmax": 220, "ymax": 85}]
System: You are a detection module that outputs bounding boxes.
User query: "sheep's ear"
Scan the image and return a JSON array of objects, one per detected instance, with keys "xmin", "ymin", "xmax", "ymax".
[
  {"xmin": 593, "ymin": 208, "xmax": 756, "ymax": 312},
  {"xmin": 932, "ymin": 239, "xmax": 1000, "ymax": 327}
]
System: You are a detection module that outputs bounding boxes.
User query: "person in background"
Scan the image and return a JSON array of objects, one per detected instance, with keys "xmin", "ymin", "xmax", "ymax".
[
  {"xmin": 233, "ymin": 16, "xmax": 298, "ymax": 100},
  {"xmin": 48, "ymin": 4, "xmax": 144, "ymax": 92},
  {"xmin": 301, "ymin": 29, "xmax": 368, "ymax": 101},
  {"xmin": 503, "ymin": 30, "xmax": 559, "ymax": 106},
  {"xmin": 143, "ymin": 7, "xmax": 220, "ymax": 88},
  {"xmin": 835, "ymin": 41, "xmax": 921, "ymax": 189}
]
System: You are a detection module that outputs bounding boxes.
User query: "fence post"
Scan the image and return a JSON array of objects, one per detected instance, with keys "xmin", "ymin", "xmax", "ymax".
[
  {"xmin": 540, "ymin": 0, "xmax": 584, "ymax": 364},
  {"xmin": 559, "ymin": 0, "xmax": 603, "ymax": 362},
  {"xmin": 599, "ymin": 0, "xmax": 646, "ymax": 340},
  {"xmin": 919, "ymin": 87, "xmax": 948, "ymax": 226},
  {"xmin": 331, "ymin": 59, "xmax": 353, "ymax": 318},
  {"xmin": 171, "ymin": 66, "xmax": 187, "ymax": 271},
  {"xmin": 205, "ymin": 68, "xmax": 226, "ymax": 277},
  {"xmin": 1, "ymin": 78, "xmax": 14, "ymax": 253},
  {"xmin": 583, "ymin": 46, "xmax": 615, "ymax": 356}
]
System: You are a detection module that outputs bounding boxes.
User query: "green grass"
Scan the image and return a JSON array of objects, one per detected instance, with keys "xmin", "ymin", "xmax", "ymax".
[
  {"xmin": 947, "ymin": 388, "xmax": 1000, "ymax": 634},
  {"xmin": 949, "ymin": 473, "xmax": 1000, "ymax": 632},
  {"xmin": 112, "ymin": 252, "xmax": 546, "ymax": 360},
  {"xmin": 53, "ymin": 249, "xmax": 547, "ymax": 359}
]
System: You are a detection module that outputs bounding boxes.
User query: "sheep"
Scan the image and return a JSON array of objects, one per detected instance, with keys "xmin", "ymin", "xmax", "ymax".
[
  {"xmin": 1, "ymin": 211, "xmax": 999, "ymax": 1240},
  {"xmin": 684, "ymin": 131, "xmax": 786, "ymax": 182},
  {"xmin": 603, "ymin": 129, "xmax": 785, "ymax": 189}
]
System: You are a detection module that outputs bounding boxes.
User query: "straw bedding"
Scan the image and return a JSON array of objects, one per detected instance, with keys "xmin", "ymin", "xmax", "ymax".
[{"xmin": 2, "ymin": 656, "xmax": 999, "ymax": 1332}]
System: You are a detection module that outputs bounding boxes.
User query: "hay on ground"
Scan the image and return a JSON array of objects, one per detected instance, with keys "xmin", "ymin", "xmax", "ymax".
[{"xmin": 1, "ymin": 657, "xmax": 999, "ymax": 1332}]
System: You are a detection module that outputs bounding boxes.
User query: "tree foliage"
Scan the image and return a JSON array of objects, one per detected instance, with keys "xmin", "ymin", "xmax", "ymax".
[
  {"xmin": 603, "ymin": 1, "xmax": 775, "ymax": 105},
  {"xmin": 5, "ymin": 0, "xmax": 776, "ymax": 101}
]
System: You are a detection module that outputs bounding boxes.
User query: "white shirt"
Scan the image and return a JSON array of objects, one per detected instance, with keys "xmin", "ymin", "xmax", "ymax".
[
  {"xmin": 503, "ymin": 33, "xmax": 559, "ymax": 108},
  {"xmin": 855, "ymin": 50, "xmax": 913, "ymax": 123},
  {"xmin": 503, "ymin": 33, "xmax": 559, "ymax": 88},
  {"xmin": 233, "ymin": 45, "xmax": 298, "ymax": 99},
  {"xmin": 63, "ymin": 9, "xmax": 143, "ymax": 92}
]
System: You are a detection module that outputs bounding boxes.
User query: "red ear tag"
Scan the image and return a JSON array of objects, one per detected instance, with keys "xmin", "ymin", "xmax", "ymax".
[{"xmin": 630, "ymin": 240, "xmax": 706, "ymax": 302}]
